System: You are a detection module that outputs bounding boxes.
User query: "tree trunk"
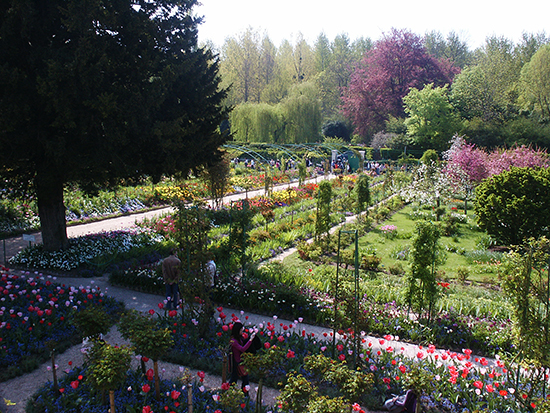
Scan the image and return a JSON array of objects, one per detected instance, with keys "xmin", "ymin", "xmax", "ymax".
[{"xmin": 36, "ymin": 172, "xmax": 68, "ymax": 251}]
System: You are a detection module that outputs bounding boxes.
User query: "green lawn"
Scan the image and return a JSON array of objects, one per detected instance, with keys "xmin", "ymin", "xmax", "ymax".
[{"xmin": 355, "ymin": 204, "xmax": 502, "ymax": 284}]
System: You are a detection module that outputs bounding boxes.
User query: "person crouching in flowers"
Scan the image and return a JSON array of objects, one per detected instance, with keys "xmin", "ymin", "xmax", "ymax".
[{"xmin": 230, "ymin": 322, "xmax": 256, "ymax": 393}]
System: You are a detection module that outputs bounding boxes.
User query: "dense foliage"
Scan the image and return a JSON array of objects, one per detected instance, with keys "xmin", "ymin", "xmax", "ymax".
[
  {"xmin": 342, "ymin": 29, "xmax": 459, "ymax": 137},
  {"xmin": 475, "ymin": 167, "xmax": 550, "ymax": 245},
  {"xmin": 0, "ymin": 0, "xmax": 228, "ymax": 251}
]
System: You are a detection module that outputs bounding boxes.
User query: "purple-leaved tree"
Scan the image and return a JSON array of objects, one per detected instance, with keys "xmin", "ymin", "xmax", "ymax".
[{"xmin": 341, "ymin": 28, "xmax": 459, "ymax": 138}]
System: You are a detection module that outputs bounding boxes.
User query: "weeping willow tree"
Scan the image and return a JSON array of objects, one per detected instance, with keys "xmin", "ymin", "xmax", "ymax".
[
  {"xmin": 230, "ymin": 103, "xmax": 255, "ymax": 142},
  {"xmin": 282, "ymin": 82, "xmax": 321, "ymax": 143},
  {"xmin": 230, "ymin": 102, "xmax": 285, "ymax": 143},
  {"xmin": 229, "ymin": 81, "xmax": 321, "ymax": 143}
]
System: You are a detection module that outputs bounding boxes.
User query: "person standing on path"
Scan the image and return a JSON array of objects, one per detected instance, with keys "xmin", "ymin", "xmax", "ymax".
[
  {"xmin": 162, "ymin": 248, "xmax": 181, "ymax": 310},
  {"xmin": 230, "ymin": 322, "xmax": 256, "ymax": 392}
]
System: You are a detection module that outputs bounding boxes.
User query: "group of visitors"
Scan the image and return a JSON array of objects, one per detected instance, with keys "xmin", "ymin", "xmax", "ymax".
[
  {"xmin": 161, "ymin": 249, "xmax": 256, "ymax": 391},
  {"xmin": 161, "ymin": 249, "xmax": 216, "ymax": 310}
]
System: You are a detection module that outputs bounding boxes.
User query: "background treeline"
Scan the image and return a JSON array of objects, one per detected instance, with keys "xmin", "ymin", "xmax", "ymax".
[{"xmin": 213, "ymin": 28, "xmax": 550, "ymax": 151}]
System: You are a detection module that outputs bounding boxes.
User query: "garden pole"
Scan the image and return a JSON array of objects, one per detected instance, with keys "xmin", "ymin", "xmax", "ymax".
[
  {"xmin": 338, "ymin": 230, "xmax": 360, "ymax": 367},
  {"xmin": 545, "ymin": 257, "xmax": 550, "ymax": 399},
  {"xmin": 242, "ymin": 199, "xmax": 248, "ymax": 276},
  {"xmin": 332, "ymin": 230, "xmax": 342, "ymax": 359},
  {"xmin": 50, "ymin": 349, "xmax": 58, "ymax": 394},
  {"xmin": 187, "ymin": 385, "xmax": 193, "ymax": 413},
  {"xmin": 109, "ymin": 390, "xmax": 115, "ymax": 413},
  {"xmin": 353, "ymin": 230, "xmax": 359, "ymax": 369},
  {"xmin": 2, "ymin": 238, "xmax": 5, "ymax": 265},
  {"xmin": 222, "ymin": 353, "xmax": 227, "ymax": 383}
]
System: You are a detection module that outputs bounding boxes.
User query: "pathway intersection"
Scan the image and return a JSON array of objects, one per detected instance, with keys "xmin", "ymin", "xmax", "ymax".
[{"xmin": 0, "ymin": 175, "xmax": 498, "ymax": 412}]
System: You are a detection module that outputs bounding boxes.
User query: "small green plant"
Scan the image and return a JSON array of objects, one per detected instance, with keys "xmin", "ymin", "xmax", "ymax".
[
  {"xmin": 391, "ymin": 245, "xmax": 411, "ymax": 261},
  {"xmin": 71, "ymin": 306, "xmax": 111, "ymax": 340},
  {"xmin": 219, "ymin": 383, "xmax": 249, "ymax": 413},
  {"xmin": 401, "ymin": 363, "xmax": 434, "ymax": 412},
  {"xmin": 388, "ymin": 262, "xmax": 405, "ymax": 275},
  {"xmin": 379, "ymin": 224, "xmax": 398, "ymax": 239},
  {"xmin": 242, "ymin": 345, "xmax": 285, "ymax": 413},
  {"xmin": 475, "ymin": 234, "xmax": 496, "ymax": 250},
  {"xmin": 278, "ymin": 354, "xmax": 373, "ymax": 412},
  {"xmin": 87, "ymin": 341, "xmax": 133, "ymax": 413},
  {"xmin": 118, "ymin": 310, "xmax": 174, "ymax": 400},
  {"xmin": 354, "ymin": 173, "xmax": 371, "ymax": 215},
  {"xmin": 456, "ymin": 266, "xmax": 470, "ymax": 284},
  {"xmin": 315, "ymin": 180, "xmax": 333, "ymax": 246},
  {"xmin": 360, "ymin": 254, "xmax": 381, "ymax": 271},
  {"xmin": 277, "ymin": 372, "xmax": 315, "ymax": 413}
]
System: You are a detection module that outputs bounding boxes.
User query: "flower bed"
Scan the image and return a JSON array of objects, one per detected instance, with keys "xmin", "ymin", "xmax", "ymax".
[
  {"xmin": 2, "ymin": 260, "xmax": 546, "ymax": 412},
  {"xmin": 0, "ymin": 267, "xmax": 124, "ymax": 382},
  {"xmin": 27, "ymin": 367, "xmax": 251, "ymax": 413},
  {"xmin": 25, "ymin": 302, "xmax": 550, "ymax": 413},
  {"xmin": 8, "ymin": 229, "xmax": 167, "ymax": 274}
]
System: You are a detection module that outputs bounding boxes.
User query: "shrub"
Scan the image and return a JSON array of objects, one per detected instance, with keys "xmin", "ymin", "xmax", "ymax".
[
  {"xmin": 361, "ymin": 254, "xmax": 381, "ymax": 271},
  {"xmin": 388, "ymin": 263, "xmax": 405, "ymax": 275},
  {"xmin": 456, "ymin": 266, "xmax": 470, "ymax": 284}
]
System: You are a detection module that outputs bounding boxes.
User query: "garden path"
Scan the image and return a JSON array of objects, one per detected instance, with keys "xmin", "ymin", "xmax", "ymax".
[
  {"xmin": 0, "ymin": 174, "xmax": 498, "ymax": 412},
  {"xmin": 1, "ymin": 174, "xmax": 333, "ymax": 265},
  {"xmin": 0, "ymin": 271, "xmax": 391, "ymax": 413}
]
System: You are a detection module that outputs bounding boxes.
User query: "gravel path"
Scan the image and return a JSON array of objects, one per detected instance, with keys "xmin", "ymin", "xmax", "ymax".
[
  {"xmin": 0, "ymin": 175, "xmax": 479, "ymax": 412},
  {"xmin": 0, "ymin": 326, "xmax": 283, "ymax": 413},
  {"xmin": 0, "ymin": 271, "xmax": 393, "ymax": 413}
]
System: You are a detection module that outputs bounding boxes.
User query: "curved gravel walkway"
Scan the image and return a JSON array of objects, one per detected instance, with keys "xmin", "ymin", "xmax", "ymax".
[
  {"xmin": 0, "ymin": 175, "xmax": 490, "ymax": 412},
  {"xmin": 0, "ymin": 272, "xmax": 389, "ymax": 413}
]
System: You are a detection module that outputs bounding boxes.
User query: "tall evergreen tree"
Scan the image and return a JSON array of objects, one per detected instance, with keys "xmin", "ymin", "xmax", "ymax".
[{"xmin": 0, "ymin": 0, "xmax": 228, "ymax": 251}]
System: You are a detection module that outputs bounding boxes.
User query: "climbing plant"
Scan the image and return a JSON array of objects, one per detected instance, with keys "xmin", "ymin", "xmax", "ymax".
[
  {"xmin": 406, "ymin": 220, "xmax": 446, "ymax": 323},
  {"xmin": 354, "ymin": 173, "xmax": 370, "ymax": 215},
  {"xmin": 500, "ymin": 236, "xmax": 550, "ymax": 402},
  {"xmin": 315, "ymin": 180, "xmax": 332, "ymax": 246},
  {"xmin": 174, "ymin": 202, "xmax": 215, "ymax": 332}
]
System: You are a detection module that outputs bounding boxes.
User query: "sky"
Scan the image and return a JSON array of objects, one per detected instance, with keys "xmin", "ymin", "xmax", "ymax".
[{"xmin": 195, "ymin": 0, "xmax": 549, "ymax": 51}]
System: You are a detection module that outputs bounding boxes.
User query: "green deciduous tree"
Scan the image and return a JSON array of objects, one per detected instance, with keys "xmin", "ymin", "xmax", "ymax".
[
  {"xmin": 220, "ymin": 28, "xmax": 261, "ymax": 104},
  {"xmin": 313, "ymin": 32, "xmax": 332, "ymax": 73},
  {"xmin": 282, "ymin": 33, "xmax": 315, "ymax": 83},
  {"xmin": 424, "ymin": 30, "xmax": 472, "ymax": 69},
  {"xmin": 320, "ymin": 34, "xmax": 354, "ymax": 119},
  {"xmin": 475, "ymin": 167, "xmax": 550, "ymax": 245},
  {"xmin": 0, "ymin": 0, "xmax": 228, "ymax": 251},
  {"xmin": 514, "ymin": 32, "xmax": 550, "ymax": 68},
  {"xmin": 342, "ymin": 28, "xmax": 457, "ymax": 138},
  {"xmin": 451, "ymin": 36, "xmax": 520, "ymax": 123},
  {"xmin": 403, "ymin": 83, "xmax": 460, "ymax": 151},
  {"xmin": 520, "ymin": 44, "xmax": 550, "ymax": 120}
]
